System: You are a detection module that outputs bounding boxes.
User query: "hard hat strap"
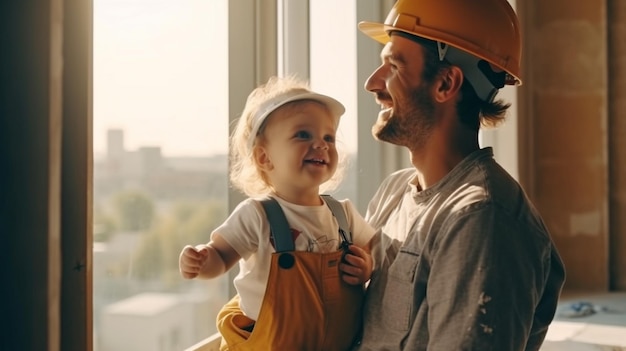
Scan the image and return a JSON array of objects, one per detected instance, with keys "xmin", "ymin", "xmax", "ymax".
[
  {"xmin": 437, "ymin": 42, "xmax": 448, "ymax": 61},
  {"xmin": 438, "ymin": 43, "xmax": 505, "ymax": 103},
  {"xmin": 391, "ymin": 30, "xmax": 506, "ymax": 102}
]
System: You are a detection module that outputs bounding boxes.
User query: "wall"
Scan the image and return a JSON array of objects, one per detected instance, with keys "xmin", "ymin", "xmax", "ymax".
[
  {"xmin": 0, "ymin": 1, "xmax": 92, "ymax": 350},
  {"xmin": 519, "ymin": 0, "xmax": 626, "ymax": 291},
  {"xmin": 0, "ymin": 1, "xmax": 63, "ymax": 350}
]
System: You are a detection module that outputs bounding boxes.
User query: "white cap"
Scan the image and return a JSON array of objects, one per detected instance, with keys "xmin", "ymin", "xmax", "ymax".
[{"xmin": 247, "ymin": 91, "xmax": 345, "ymax": 149}]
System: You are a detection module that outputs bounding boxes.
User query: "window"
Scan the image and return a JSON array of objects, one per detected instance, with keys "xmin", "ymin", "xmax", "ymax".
[
  {"xmin": 279, "ymin": 0, "xmax": 386, "ymax": 212},
  {"xmin": 93, "ymin": 1, "xmax": 230, "ymax": 349},
  {"xmin": 310, "ymin": 0, "xmax": 359, "ymax": 202}
]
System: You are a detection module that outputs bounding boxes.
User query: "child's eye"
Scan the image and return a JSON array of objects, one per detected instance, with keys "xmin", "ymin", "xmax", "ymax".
[
  {"xmin": 294, "ymin": 131, "xmax": 311, "ymax": 139},
  {"xmin": 324, "ymin": 135, "xmax": 335, "ymax": 143}
]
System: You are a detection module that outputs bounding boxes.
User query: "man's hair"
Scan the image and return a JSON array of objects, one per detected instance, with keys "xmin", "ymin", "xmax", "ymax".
[{"xmin": 411, "ymin": 35, "xmax": 510, "ymax": 131}]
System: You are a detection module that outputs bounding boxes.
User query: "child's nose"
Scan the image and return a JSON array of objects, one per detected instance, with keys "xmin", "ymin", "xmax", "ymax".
[{"xmin": 312, "ymin": 138, "xmax": 329, "ymax": 149}]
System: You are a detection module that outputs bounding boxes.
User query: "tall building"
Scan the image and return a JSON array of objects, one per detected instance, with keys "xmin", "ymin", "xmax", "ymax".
[{"xmin": 107, "ymin": 128, "xmax": 125, "ymax": 161}]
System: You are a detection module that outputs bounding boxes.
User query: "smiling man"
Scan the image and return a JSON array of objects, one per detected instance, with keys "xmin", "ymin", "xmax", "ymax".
[{"xmin": 355, "ymin": 0, "xmax": 566, "ymax": 350}]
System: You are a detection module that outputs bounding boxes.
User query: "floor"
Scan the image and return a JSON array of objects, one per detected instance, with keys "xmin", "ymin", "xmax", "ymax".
[{"xmin": 540, "ymin": 292, "xmax": 626, "ymax": 350}]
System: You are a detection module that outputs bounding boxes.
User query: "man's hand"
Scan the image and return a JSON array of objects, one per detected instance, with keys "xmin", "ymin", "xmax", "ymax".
[{"xmin": 339, "ymin": 245, "xmax": 373, "ymax": 285}]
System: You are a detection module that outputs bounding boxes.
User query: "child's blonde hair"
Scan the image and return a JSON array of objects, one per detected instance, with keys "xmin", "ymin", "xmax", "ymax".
[{"xmin": 229, "ymin": 75, "xmax": 347, "ymax": 197}]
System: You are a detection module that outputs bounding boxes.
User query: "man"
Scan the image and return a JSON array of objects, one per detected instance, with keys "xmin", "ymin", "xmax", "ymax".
[{"xmin": 354, "ymin": 0, "xmax": 566, "ymax": 350}]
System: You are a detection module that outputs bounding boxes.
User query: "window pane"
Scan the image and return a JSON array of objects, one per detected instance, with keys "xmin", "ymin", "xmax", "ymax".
[
  {"xmin": 310, "ymin": 0, "xmax": 358, "ymax": 200},
  {"xmin": 93, "ymin": 1, "xmax": 229, "ymax": 350}
]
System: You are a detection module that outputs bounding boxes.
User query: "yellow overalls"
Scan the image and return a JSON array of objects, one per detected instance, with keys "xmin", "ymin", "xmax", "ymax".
[{"xmin": 217, "ymin": 196, "xmax": 364, "ymax": 351}]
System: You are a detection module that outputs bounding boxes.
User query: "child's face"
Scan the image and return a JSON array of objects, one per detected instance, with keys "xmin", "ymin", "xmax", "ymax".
[{"xmin": 257, "ymin": 101, "xmax": 339, "ymax": 198}]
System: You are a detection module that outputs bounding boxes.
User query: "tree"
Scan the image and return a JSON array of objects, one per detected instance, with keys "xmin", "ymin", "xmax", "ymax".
[
  {"xmin": 93, "ymin": 203, "xmax": 117, "ymax": 242},
  {"xmin": 112, "ymin": 190, "xmax": 155, "ymax": 231},
  {"xmin": 131, "ymin": 200, "xmax": 227, "ymax": 287}
]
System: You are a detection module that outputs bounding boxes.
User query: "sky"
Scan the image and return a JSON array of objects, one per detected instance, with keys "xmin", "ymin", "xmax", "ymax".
[
  {"xmin": 93, "ymin": 0, "xmax": 229, "ymax": 157},
  {"xmin": 93, "ymin": 0, "xmax": 358, "ymax": 159},
  {"xmin": 93, "ymin": 0, "xmax": 518, "ymax": 162}
]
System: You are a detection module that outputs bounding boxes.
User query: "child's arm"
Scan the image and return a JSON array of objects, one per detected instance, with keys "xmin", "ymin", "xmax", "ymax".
[
  {"xmin": 339, "ymin": 243, "xmax": 373, "ymax": 286},
  {"xmin": 179, "ymin": 233, "xmax": 241, "ymax": 280}
]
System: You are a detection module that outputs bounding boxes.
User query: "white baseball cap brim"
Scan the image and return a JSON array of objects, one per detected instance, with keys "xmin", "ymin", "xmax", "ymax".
[{"xmin": 247, "ymin": 91, "xmax": 345, "ymax": 149}]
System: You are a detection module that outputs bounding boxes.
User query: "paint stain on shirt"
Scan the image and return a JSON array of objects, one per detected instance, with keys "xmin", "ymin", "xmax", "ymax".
[
  {"xmin": 480, "ymin": 323, "xmax": 493, "ymax": 334},
  {"xmin": 478, "ymin": 292, "xmax": 492, "ymax": 306},
  {"xmin": 477, "ymin": 293, "xmax": 494, "ymax": 334}
]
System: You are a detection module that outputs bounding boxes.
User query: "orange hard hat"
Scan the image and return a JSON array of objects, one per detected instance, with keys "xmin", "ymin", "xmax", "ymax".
[{"xmin": 359, "ymin": 0, "xmax": 522, "ymax": 98}]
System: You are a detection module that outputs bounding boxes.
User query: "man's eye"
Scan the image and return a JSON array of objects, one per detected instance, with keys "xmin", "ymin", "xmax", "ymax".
[{"xmin": 295, "ymin": 131, "xmax": 311, "ymax": 139}]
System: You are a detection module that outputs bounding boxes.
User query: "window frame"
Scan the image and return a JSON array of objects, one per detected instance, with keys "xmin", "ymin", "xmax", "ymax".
[{"xmin": 58, "ymin": 1, "xmax": 278, "ymax": 349}]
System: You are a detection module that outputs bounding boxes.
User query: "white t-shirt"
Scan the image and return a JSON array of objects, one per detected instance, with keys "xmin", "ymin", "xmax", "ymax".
[{"xmin": 212, "ymin": 195, "xmax": 375, "ymax": 320}]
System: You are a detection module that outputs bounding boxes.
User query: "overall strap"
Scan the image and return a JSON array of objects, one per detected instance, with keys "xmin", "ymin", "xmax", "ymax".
[
  {"xmin": 321, "ymin": 195, "xmax": 352, "ymax": 244},
  {"xmin": 260, "ymin": 197, "xmax": 295, "ymax": 253}
]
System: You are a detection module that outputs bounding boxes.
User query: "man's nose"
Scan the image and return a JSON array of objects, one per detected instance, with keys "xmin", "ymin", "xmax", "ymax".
[{"xmin": 364, "ymin": 64, "xmax": 386, "ymax": 93}]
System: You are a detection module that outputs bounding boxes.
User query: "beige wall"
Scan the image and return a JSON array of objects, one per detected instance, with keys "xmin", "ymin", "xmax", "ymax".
[{"xmin": 519, "ymin": 0, "xmax": 626, "ymax": 292}]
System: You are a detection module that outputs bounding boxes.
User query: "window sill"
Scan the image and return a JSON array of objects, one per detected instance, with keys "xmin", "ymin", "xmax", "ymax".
[{"xmin": 185, "ymin": 333, "xmax": 222, "ymax": 351}]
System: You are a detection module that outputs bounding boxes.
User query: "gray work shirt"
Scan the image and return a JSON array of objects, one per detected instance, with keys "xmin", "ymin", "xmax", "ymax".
[{"xmin": 356, "ymin": 148, "xmax": 565, "ymax": 351}]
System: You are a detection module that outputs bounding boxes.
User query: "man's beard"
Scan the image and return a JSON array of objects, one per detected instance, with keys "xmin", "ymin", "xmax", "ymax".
[{"xmin": 372, "ymin": 82, "xmax": 437, "ymax": 149}]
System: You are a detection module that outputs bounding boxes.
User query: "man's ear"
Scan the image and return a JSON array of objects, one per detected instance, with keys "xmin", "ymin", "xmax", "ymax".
[
  {"xmin": 433, "ymin": 66, "xmax": 463, "ymax": 103},
  {"xmin": 254, "ymin": 145, "xmax": 273, "ymax": 171}
]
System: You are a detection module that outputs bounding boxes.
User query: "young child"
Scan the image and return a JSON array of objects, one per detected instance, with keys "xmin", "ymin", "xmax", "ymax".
[{"xmin": 179, "ymin": 76, "xmax": 375, "ymax": 351}]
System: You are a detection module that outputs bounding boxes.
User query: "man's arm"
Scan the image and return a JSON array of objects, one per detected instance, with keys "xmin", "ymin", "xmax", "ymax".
[{"xmin": 425, "ymin": 206, "xmax": 550, "ymax": 350}]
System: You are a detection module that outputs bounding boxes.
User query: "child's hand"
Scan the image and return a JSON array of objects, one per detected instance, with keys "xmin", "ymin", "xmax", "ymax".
[
  {"xmin": 339, "ymin": 245, "xmax": 373, "ymax": 286},
  {"xmin": 179, "ymin": 244, "xmax": 210, "ymax": 279}
]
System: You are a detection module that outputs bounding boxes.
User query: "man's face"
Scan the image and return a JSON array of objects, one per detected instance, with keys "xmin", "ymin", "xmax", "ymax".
[{"xmin": 364, "ymin": 34, "xmax": 438, "ymax": 149}]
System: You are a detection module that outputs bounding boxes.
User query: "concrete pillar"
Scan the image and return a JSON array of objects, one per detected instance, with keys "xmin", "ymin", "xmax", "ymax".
[{"xmin": 520, "ymin": 1, "xmax": 609, "ymax": 291}]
